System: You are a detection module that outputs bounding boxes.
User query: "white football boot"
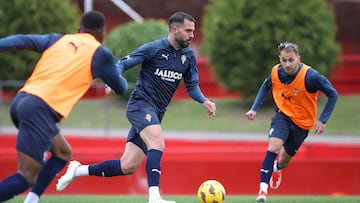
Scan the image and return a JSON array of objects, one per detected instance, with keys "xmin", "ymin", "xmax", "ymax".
[{"xmin": 56, "ymin": 160, "xmax": 81, "ymax": 191}]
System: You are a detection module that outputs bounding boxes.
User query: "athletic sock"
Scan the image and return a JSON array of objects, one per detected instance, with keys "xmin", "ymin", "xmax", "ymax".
[
  {"xmin": 88, "ymin": 160, "xmax": 122, "ymax": 177},
  {"xmin": 146, "ymin": 149, "xmax": 163, "ymax": 201},
  {"xmin": 0, "ymin": 173, "xmax": 29, "ymax": 202},
  {"xmin": 260, "ymin": 182, "xmax": 269, "ymax": 194},
  {"xmin": 30, "ymin": 156, "xmax": 67, "ymax": 198},
  {"xmin": 149, "ymin": 186, "xmax": 161, "ymax": 201},
  {"xmin": 23, "ymin": 192, "xmax": 39, "ymax": 203},
  {"xmin": 75, "ymin": 164, "xmax": 90, "ymax": 177},
  {"xmin": 260, "ymin": 151, "xmax": 278, "ymax": 183}
]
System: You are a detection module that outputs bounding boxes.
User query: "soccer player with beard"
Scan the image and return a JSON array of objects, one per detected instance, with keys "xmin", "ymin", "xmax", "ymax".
[{"xmin": 57, "ymin": 12, "xmax": 216, "ymax": 203}]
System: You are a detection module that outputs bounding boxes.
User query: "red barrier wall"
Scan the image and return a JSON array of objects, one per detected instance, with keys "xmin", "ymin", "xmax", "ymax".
[
  {"xmin": 0, "ymin": 135, "xmax": 359, "ymax": 195},
  {"xmin": 330, "ymin": 55, "xmax": 360, "ymax": 95}
]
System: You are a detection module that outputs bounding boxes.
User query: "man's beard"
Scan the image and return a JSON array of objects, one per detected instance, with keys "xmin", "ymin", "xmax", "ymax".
[{"xmin": 177, "ymin": 39, "xmax": 191, "ymax": 48}]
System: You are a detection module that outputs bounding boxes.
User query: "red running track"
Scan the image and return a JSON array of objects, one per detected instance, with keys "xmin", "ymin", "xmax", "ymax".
[{"xmin": 0, "ymin": 135, "xmax": 359, "ymax": 195}]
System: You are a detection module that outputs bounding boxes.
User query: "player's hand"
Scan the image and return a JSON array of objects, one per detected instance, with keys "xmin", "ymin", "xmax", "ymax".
[
  {"xmin": 203, "ymin": 100, "xmax": 216, "ymax": 116},
  {"xmin": 245, "ymin": 110, "xmax": 256, "ymax": 120},
  {"xmin": 105, "ymin": 84, "xmax": 114, "ymax": 95},
  {"xmin": 314, "ymin": 120, "xmax": 325, "ymax": 135}
]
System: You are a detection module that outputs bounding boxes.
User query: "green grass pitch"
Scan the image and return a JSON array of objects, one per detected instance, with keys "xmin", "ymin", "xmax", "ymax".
[{"xmin": 7, "ymin": 195, "xmax": 360, "ymax": 203}]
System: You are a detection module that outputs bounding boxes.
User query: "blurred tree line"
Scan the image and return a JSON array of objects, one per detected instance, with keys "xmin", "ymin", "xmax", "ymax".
[
  {"xmin": 202, "ymin": 0, "xmax": 340, "ymax": 99},
  {"xmin": 0, "ymin": 0, "xmax": 339, "ymax": 102},
  {"xmin": 0, "ymin": 0, "xmax": 79, "ymax": 81}
]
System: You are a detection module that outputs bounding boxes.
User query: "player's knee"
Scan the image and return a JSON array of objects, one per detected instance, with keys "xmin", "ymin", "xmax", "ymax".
[
  {"xmin": 62, "ymin": 148, "xmax": 72, "ymax": 160},
  {"xmin": 153, "ymin": 144, "xmax": 165, "ymax": 152},
  {"xmin": 148, "ymin": 140, "xmax": 166, "ymax": 152},
  {"xmin": 51, "ymin": 135, "xmax": 72, "ymax": 160},
  {"xmin": 53, "ymin": 147, "xmax": 72, "ymax": 161},
  {"xmin": 121, "ymin": 161, "xmax": 141, "ymax": 174},
  {"xmin": 267, "ymin": 145, "xmax": 281, "ymax": 153},
  {"xmin": 148, "ymin": 142, "xmax": 166, "ymax": 152},
  {"xmin": 18, "ymin": 170, "xmax": 37, "ymax": 186},
  {"xmin": 268, "ymin": 138, "xmax": 283, "ymax": 153}
]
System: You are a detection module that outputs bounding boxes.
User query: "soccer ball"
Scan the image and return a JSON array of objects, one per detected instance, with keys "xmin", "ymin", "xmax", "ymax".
[{"xmin": 197, "ymin": 180, "xmax": 226, "ymax": 203}]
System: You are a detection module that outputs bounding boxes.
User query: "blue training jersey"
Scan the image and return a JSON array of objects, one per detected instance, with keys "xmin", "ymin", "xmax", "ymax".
[
  {"xmin": 117, "ymin": 37, "xmax": 207, "ymax": 113},
  {"xmin": 250, "ymin": 64, "xmax": 338, "ymax": 123},
  {"xmin": 0, "ymin": 34, "xmax": 128, "ymax": 95}
]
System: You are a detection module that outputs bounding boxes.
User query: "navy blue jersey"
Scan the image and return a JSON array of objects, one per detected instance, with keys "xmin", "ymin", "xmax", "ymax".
[
  {"xmin": 0, "ymin": 34, "xmax": 127, "ymax": 95},
  {"xmin": 250, "ymin": 64, "xmax": 338, "ymax": 123},
  {"xmin": 117, "ymin": 37, "xmax": 207, "ymax": 113}
]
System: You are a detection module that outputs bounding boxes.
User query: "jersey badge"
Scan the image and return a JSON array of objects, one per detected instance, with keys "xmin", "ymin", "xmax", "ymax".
[
  {"xmin": 293, "ymin": 88, "xmax": 299, "ymax": 96},
  {"xmin": 145, "ymin": 114, "xmax": 152, "ymax": 122},
  {"xmin": 181, "ymin": 55, "xmax": 186, "ymax": 64}
]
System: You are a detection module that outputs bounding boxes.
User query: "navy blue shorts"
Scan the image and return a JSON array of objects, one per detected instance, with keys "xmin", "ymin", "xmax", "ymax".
[
  {"xmin": 125, "ymin": 99, "xmax": 164, "ymax": 154},
  {"xmin": 269, "ymin": 112, "xmax": 309, "ymax": 156},
  {"xmin": 10, "ymin": 92, "xmax": 62, "ymax": 164}
]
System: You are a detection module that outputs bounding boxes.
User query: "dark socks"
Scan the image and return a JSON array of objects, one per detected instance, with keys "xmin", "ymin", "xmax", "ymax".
[
  {"xmin": 31, "ymin": 156, "xmax": 67, "ymax": 196},
  {"xmin": 146, "ymin": 149, "xmax": 163, "ymax": 187},
  {"xmin": 0, "ymin": 173, "xmax": 29, "ymax": 202},
  {"xmin": 89, "ymin": 160, "xmax": 123, "ymax": 177},
  {"xmin": 260, "ymin": 151, "xmax": 278, "ymax": 183}
]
